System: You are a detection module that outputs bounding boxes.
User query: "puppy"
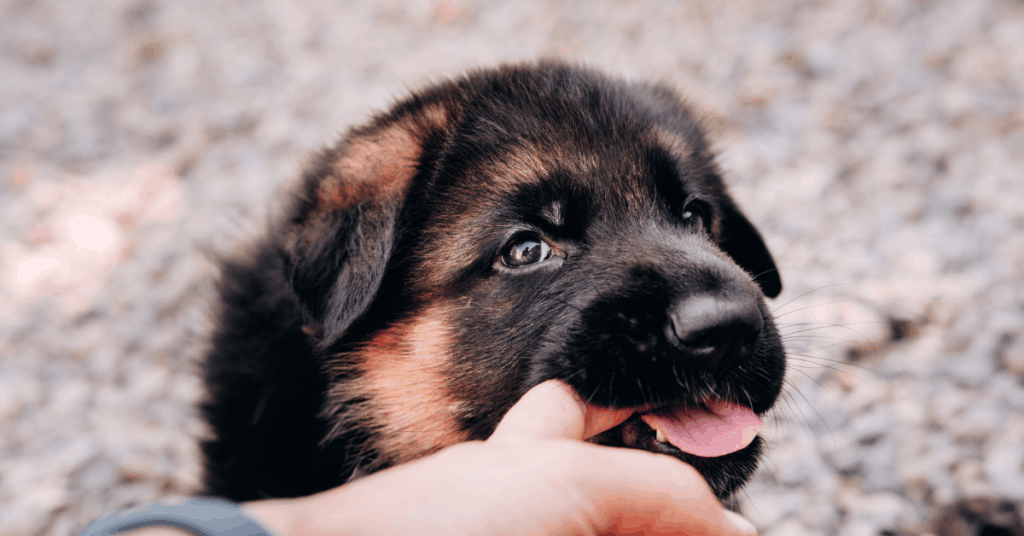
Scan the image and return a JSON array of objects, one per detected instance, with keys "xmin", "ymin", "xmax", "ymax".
[{"xmin": 200, "ymin": 61, "xmax": 786, "ymax": 502}]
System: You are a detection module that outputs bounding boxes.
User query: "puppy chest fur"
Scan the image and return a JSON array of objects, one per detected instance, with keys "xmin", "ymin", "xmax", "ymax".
[{"xmin": 200, "ymin": 61, "xmax": 786, "ymax": 501}]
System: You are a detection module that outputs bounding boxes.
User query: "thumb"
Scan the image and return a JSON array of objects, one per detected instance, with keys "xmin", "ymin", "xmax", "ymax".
[{"xmin": 488, "ymin": 380, "xmax": 635, "ymax": 443}]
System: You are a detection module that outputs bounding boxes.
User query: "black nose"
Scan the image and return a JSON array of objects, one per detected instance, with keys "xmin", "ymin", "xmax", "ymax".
[{"xmin": 667, "ymin": 294, "xmax": 765, "ymax": 374}]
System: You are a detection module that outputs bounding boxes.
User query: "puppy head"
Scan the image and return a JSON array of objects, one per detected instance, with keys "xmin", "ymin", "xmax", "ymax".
[{"xmin": 285, "ymin": 62, "xmax": 785, "ymax": 498}]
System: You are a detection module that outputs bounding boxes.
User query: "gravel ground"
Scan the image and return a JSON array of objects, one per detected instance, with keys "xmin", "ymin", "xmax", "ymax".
[{"xmin": 2, "ymin": 0, "xmax": 1023, "ymax": 534}]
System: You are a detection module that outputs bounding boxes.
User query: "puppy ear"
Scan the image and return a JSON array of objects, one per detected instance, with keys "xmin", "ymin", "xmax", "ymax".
[
  {"xmin": 636, "ymin": 83, "xmax": 784, "ymax": 299},
  {"xmin": 283, "ymin": 104, "xmax": 448, "ymax": 343},
  {"xmin": 718, "ymin": 201, "xmax": 782, "ymax": 298}
]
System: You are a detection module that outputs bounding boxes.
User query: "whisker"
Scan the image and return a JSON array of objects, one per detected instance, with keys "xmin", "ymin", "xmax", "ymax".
[
  {"xmin": 770, "ymin": 284, "xmax": 845, "ymax": 316},
  {"xmin": 783, "ymin": 375, "xmax": 836, "ymax": 443},
  {"xmin": 786, "ymin": 354, "xmax": 880, "ymax": 381},
  {"xmin": 773, "ymin": 299, "xmax": 846, "ymax": 320}
]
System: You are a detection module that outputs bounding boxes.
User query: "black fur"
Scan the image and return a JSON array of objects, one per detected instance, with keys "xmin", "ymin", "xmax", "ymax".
[{"xmin": 200, "ymin": 61, "xmax": 786, "ymax": 502}]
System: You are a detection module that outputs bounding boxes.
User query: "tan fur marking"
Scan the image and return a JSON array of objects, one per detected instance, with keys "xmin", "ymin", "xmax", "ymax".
[
  {"xmin": 413, "ymin": 102, "xmax": 450, "ymax": 134},
  {"xmin": 398, "ymin": 143, "xmax": 556, "ymax": 290},
  {"xmin": 410, "ymin": 141, "xmax": 609, "ymax": 290},
  {"xmin": 360, "ymin": 306, "xmax": 468, "ymax": 464},
  {"xmin": 540, "ymin": 201, "xmax": 564, "ymax": 227},
  {"xmin": 414, "ymin": 217, "xmax": 485, "ymax": 290},
  {"xmin": 652, "ymin": 126, "xmax": 695, "ymax": 164},
  {"xmin": 482, "ymin": 139, "xmax": 597, "ymax": 192},
  {"xmin": 290, "ymin": 107, "xmax": 451, "ymax": 251},
  {"xmin": 316, "ymin": 104, "xmax": 450, "ymax": 213},
  {"xmin": 321, "ymin": 124, "xmax": 422, "ymax": 210},
  {"xmin": 475, "ymin": 141, "xmax": 551, "ymax": 194}
]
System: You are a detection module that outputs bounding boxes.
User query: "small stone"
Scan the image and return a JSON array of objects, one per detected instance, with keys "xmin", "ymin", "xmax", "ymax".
[
  {"xmin": 1002, "ymin": 337, "xmax": 1024, "ymax": 378},
  {"xmin": 763, "ymin": 518, "xmax": 817, "ymax": 536},
  {"xmin": 983, "ymin": 416, "xmax": 1024, "ymax": 500},
  {"xmin": 945, "ymin": 396, "xmax": 1007, "ymax": 441},
  {"xmin": 838, "ymin": 489, "xmax": 913, "ymax": 530},
  {"xmin": 954, "ymin": 459, "xmax": 994, "ymax": 499}
]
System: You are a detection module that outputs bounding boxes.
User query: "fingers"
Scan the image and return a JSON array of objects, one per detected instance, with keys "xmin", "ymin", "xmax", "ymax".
[
  {"xmin": 587, "ymin": 451, "xmax": 758, "ymax": 536},
  {"xmin": 723, "ymin": 510, "xmax": 759, "ymax": 535},
  {"xmin": 488, "ymin": 380, "xmax": 636, "ymax": 443},
  {"xmin": 489, "ymin": 379, "xmax": 760, "ymax": 535}
]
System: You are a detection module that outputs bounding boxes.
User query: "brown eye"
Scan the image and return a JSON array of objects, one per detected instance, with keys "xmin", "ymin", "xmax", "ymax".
[
  {"xmin": 682, "ymin": 202, "xmax": 707, "ymax": 230},
  {"xmin": 502, "ymin": 237, "xmax": 553, "ymax": 267}
]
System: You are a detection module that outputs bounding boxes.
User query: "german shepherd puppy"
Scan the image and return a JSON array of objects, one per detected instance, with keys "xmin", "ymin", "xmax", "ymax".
[{"xmin": 200, "ymin": 61, "xmax": 786, "ymax": 503}]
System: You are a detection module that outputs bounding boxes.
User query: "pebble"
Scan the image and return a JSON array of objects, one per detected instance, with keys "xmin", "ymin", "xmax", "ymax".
[{"xmin": 983, "ymin": 416, "xmax": 1024, "ymax": 501}]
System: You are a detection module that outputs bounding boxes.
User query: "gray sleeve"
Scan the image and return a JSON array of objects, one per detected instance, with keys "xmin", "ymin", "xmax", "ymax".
[{"xmin": 76, "ymin": 497, "xmax": 275, "ymax": 536}]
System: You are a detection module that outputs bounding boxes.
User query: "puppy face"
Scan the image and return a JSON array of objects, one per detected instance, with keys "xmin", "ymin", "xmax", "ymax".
[{"xmin": 202, "ymin": 61, "xmax": 785, "ymax": 501}]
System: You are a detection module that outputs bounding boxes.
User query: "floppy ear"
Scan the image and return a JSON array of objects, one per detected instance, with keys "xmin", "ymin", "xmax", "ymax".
[
  {"xmin": 282, "ymin": 105, "xmax": 448, "ymax": 343},
  {"xmin": 718, "ymin": 200, "xmax": 782, "ymax": 298},
  {"xmin": 635, "ymin": 83, "xmax": 784, "ymax": 299}
]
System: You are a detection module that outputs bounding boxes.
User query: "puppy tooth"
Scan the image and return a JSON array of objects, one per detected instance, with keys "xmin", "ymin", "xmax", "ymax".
[{"xmin": 655, "ymin": 428, "xmax": 667, "ymax": 443}]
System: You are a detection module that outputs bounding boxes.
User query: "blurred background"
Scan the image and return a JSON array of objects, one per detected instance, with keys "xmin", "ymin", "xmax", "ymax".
[{"xmin": 2, "ymin": 0, "xmax": 1023, "ymax": 534}]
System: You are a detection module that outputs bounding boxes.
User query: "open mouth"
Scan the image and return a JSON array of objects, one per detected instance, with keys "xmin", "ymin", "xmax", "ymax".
[{"xmin": 592, "ymin": 396, "xmax": 765, "ymax": 459}]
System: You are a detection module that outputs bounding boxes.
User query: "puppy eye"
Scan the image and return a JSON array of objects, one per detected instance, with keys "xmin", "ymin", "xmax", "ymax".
[
  {"xmin": 502, "ymin": 237, "xmax": 553, "ymax": 267},
  {"xmin": 681, "ymin": 203, "xmax": 707, "ymax": 230}
]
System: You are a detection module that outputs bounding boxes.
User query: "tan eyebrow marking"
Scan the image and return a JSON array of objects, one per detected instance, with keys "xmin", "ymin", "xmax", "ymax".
[{"xmin": 539, "ymin": 201, "xmax": 564, "ymax": 227}]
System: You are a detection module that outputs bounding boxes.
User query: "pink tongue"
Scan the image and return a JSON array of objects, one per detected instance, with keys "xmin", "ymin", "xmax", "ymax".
[{"xmin": 640, "ymin": 397, "xmax": 764, "ymax": 458}]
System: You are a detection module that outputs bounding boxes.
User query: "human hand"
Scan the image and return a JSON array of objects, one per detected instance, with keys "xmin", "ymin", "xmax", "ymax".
[{"xmin": 246, "ymin": 380, "xmax": 758, "ymax": 535}]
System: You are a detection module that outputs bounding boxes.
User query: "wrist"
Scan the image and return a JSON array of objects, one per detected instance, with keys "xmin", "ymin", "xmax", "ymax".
[{"xmin": 242, "ymin": 499, "xmax": 302, "ymax": 536}]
